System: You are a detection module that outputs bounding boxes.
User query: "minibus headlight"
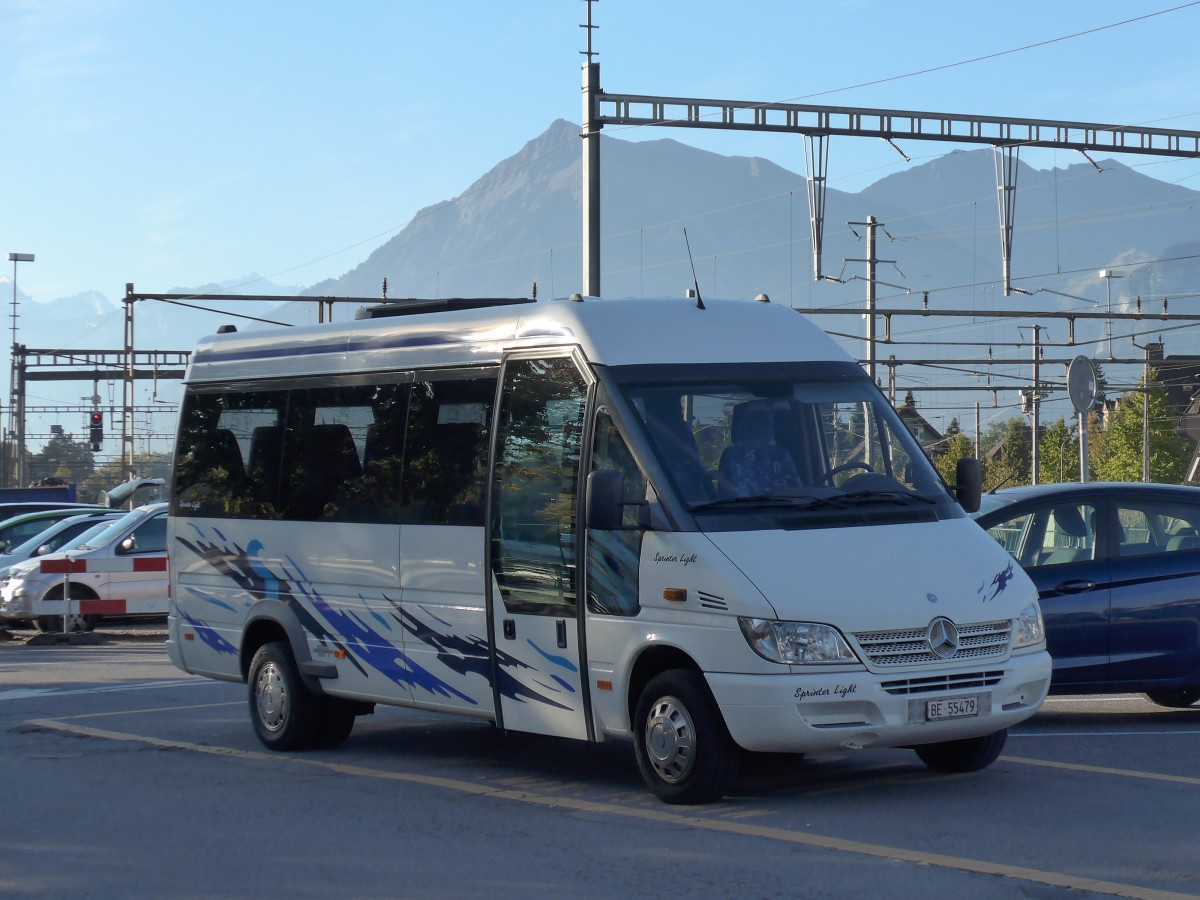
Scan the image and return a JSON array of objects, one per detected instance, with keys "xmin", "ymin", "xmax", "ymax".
[
  {"xmin": 1012, "ymin": 600, "xmax": 1045, "ymax": 649},
  {"xmin": 738, "ymin": 618, "xmax": 859, "ymax": 664}
]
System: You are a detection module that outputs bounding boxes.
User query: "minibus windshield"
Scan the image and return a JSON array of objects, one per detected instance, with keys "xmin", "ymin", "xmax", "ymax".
[{"xmin": 622, "ymin": 368, "xmax": 953, "ymax": 515}]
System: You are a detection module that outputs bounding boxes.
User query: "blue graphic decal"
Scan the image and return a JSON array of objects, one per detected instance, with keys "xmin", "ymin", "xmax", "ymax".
[
  {"xmin": 174, "ymin": 528, "xmax": 576, "ymax": 711},
  {"xmin": 181, "ymin": 609, "xmax": 238, "ymax": 655},
  {"xmin": 548, "ymin": 673, "xmax": 574, "ymax": 692},
  {"xmin": 981, "ymin": 561, "xmax": 1015, "ymax": 603},
  {"xmin": 525, "ymin": 638, "xmax": 579, "ymax": 673}
]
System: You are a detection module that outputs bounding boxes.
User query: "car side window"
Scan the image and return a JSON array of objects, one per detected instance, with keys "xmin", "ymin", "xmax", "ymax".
[
  {"xmin": 1115, "ymin": 498, "xmax": 1200, "ymax": 558},
  {"xmin": 123, "ymin": 514, "xmax": 167, "ymax": 554},
  {"xmin": 985, "ymin": 513, "xmax": 1034, "ymax": 561},
  {"xmin": 987, "ymin": 502, "xmax": 1096, "ymax": 568},
  {"xmin": 1038, "ymin": 503, "xmax": 1097, "ymax": 566}
]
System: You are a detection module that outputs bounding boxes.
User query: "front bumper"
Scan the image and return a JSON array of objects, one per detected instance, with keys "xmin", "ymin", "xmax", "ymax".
[{"xmin": 707, "ymin": 649, "xmax": 1051, "ymax": 753}]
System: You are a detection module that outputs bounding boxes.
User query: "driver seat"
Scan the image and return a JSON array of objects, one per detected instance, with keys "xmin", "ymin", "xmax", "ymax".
[{"xmin": 718, "ymin": 401, "xmax": 801, "ymax": 497}]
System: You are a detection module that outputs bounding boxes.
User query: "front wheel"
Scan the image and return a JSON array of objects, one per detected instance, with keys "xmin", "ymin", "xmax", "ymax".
[
  {"xmin": 633, "ymin": 669, "xmax": 739, "ymax": 805},
  {"xmin": 248, "ymin": 641, "xmax": 320, "ymax": 751},
  {"xmin": 914, "ymin": 728, "xmax": 1008, "ymax": 773},
  {"xmin": 1145, "ymin": 689, "xmax": 1200, "ymax": 709}
]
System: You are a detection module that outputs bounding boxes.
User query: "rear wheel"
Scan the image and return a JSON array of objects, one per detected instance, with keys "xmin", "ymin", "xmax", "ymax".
[
  {"xmin": 633, "ymin": 669, "xmax": 739, "ymax": 804},
  {"xmin": 1145, "ymin": 689, "xmax": 1200, "ymax": 709},
  {"xmin": 915, "ymin": 728, "xmax": 1008, "ymax": 773},
  {"xmin": 248, "ymin": 641, "xmax": 320, "ymax": 750}
]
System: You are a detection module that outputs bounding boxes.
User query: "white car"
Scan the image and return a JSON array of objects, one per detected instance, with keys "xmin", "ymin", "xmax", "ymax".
[{"xmin": 0, "ymin": 503, "xmax": 168, "ymax": 633}]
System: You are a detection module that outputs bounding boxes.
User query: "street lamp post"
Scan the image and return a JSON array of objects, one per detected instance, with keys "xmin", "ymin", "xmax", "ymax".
[
  {"xmin": 1099, "ymin": 268, "xmax": 1124, "ymax": 360},
  {"xmin": 7, "ymin": 252, "xmax": 34, "ymax": 488}
]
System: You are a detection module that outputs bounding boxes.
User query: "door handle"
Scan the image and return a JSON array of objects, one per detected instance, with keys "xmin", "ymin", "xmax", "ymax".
[
  {"xmin": 1053, "ymin": 579, "xmax": 1096, "ymax": 594},
  {"xmin": 503, "ymin": 619, "xmax": 515, "ymax": 640},
  {"xmin": 556, "ymin": 618, "xmax": 568, "ymax": 649}
]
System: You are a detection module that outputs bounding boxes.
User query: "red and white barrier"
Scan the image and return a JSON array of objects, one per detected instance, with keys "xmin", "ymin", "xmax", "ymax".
[{"xmin": 39, "ymin": 555, "xmax": 167, "ymax": 574}]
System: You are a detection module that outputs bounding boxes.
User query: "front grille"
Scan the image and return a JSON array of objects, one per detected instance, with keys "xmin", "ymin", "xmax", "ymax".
[
  {"xmin": 852, "ymin": 619, "xmax": 1012, "ymax": 666},
  {"xmin": 881, "ymin": 670, "xmax": 1005, "ymax": 695}
]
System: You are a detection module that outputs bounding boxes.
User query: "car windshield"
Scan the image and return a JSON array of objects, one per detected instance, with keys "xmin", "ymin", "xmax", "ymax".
[
  {"xmin": 7, "ymin": 516, "xmax": 99, "ymax": 557},
  {"xmin": 74, "ymin": 507, "xmax": 145, "ymax": 550},
  {"xmin": 621, "ymin": 366, "xmax": 953, "ymax": 517},
  {"xmin": 63, "ymin": 520, "xmax": 119, "ymax": 551}
]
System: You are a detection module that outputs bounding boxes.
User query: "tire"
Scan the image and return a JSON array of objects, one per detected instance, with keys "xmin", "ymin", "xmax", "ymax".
[
  {"xmin": 1145, "ymin": 689, "xmax": 1200, "ymax": 709},
  {"xmin": 633, "ymin": 669, "xmax": 739, "ymax": 804},
  {"xmin": 34, "ymin": 585, "xmax": 98, "ymax": 633},
  {"xmin": 915, "ymin": 728, "xmax": 1008, "ymax": 773},
  {"xmin": 33, "ymin": 613, "xmax": 93, "ymax": 634},
  {"xmin": 248, "ymin": 641, "xmax": 320, "ymax": 751},
  {"xmin": 313, "ymin": 698, "xmax": 358, "ymax": 749}
]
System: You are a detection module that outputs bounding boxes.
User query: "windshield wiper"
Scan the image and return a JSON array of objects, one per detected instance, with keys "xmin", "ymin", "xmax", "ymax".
[
  {"xmin": 691, "ymin": 493, "xmax": 850, "ymax": 512},
  {"xmin": 836, "ymin": 489, "xmax": 937, "ymax": 506}
]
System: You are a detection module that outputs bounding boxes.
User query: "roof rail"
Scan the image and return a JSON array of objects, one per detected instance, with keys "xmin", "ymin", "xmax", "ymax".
[{"xmin": 355, "ymin": 297, "xmax": 534, "ymax": 320}]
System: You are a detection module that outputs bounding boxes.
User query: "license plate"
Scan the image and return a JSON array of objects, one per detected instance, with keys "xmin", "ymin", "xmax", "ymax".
[{"xmin": 926, "ymin": 695, "xmax": 979, "ymax": 721}]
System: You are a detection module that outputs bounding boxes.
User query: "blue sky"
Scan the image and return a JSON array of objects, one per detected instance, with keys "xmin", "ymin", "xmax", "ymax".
[{"xmin": 3, "ymin": 0, "xmax": 1200, "ymax": 305}]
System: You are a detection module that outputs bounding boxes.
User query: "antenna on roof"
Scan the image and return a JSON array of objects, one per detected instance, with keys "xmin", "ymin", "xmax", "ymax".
[{"xmin": 683, "ymin": 228, "xmax": 705, "ymax": 310}]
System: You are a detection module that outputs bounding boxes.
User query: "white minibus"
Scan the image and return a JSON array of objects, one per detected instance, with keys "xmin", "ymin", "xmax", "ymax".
[{"xmin": 167, "ymin": 294, "xmax": 1050, "ymax": 803}]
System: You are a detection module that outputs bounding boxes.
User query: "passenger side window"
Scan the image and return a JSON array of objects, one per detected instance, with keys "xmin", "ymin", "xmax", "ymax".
[
  {"xmin": 984, "ymin": 503, "xmax": 1096, "ymax": 568},
  {"xmin": 1038, "ymin": 503, "xmax": 1096, "ymax": 566},
  {"xmin": 401, "ymin": 374, "xmax": 496, "ymax": 525},
  {"xmin": 122, "ymin": 514, "xmax": 167, "ymax": 554},
  {"xmin": 985, "ymin": 512, "xmax": 1034, "ymax": 560},
  {"xmin": 586, "ymin": 408, "xmax": 648, "ymax": 616},
  {"xmin": 1115, "ymin": 498, "xmax": 1200, "ymax": 558}
]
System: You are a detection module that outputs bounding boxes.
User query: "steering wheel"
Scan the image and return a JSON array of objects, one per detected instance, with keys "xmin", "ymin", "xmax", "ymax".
[{"xmin": 821, "ymin": 461, "xmax": 872, "ymax": 484}]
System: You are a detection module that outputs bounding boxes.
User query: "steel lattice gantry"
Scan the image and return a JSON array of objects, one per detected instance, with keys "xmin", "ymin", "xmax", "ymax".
[
  {"xmin": 581, "ymin": 80, "xmax": 1200, "ymax": 296},
  {"xmin": 9, "ymin": 346, "xmax": 189, "ymax": 485}
]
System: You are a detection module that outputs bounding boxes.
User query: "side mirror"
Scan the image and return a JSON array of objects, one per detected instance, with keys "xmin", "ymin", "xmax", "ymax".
[
  {"xmin": 586, "ymin": 470, "xmax": 625, "ymax": 531},
  {"xmin": 956, "ymin": 457, "xmax": 982, "ymax": 513},
  {"xmin": 118, "ymin": 536, "xmax": 137, "ymax": 554},
  {"xmin": 35, "ymin": 544, "xmax": 52, "ymax": 557}
]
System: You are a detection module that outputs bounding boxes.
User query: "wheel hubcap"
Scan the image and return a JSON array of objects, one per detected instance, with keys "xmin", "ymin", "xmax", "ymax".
[
  {"xmin": 255, "ymin": 662, "xmax": 287, "ymax": 733},
  {"xmin": 644, "ymin": 695, "xmax": 696, "ymax": 784}
]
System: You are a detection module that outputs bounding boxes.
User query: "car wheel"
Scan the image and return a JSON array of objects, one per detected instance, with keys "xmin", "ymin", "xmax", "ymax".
[
  {"xmin": 633, "ymin": 669, "xmax": 739, "ymax": 804},
  {"xmin": 1145, "ymin": 689, "xmax": 1200, "ymax": 709},
  {"xmin": 248, "ymin": 641, "xmax": 319, "ymax": 751},
  {"xmin": 914, "ymin": 728, "xmax": 1008, "ymax": 773},
  {"xmin": 33, "ymin": 613, "xmax": 92, "ymax": 634}
]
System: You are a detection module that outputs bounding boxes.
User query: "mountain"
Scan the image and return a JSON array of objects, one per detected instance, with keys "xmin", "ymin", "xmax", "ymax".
[
  {"xmin": 304, "ymin": 120, "xmax": 1200, "ymax": 321},
  {"xmin": 17, "ymin": 121, "xmax": 1200, "ymax": 455}
]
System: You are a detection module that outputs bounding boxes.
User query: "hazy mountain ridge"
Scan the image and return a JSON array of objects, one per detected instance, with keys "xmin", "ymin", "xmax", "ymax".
[{"xmin": 17, "ymin": 121, "xmax": 1200, "ymax": 446}]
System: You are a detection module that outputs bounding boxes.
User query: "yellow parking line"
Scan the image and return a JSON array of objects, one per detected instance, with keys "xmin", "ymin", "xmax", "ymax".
[
  {"xmin": 27, "ymin": 716, "xmax": 1198, "ymax": 900},
  {"xmin": 1003, "ymin": 755, "xmax": 1200, "ymax": 786}
]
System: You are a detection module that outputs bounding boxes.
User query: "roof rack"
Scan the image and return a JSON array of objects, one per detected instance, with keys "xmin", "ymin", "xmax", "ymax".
[{"xmin": 356, "ymin": 297, "xmax": 534, "ymax": 320}]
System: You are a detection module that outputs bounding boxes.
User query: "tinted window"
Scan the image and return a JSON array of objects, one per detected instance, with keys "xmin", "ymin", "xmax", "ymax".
[
  {"xmin": 401, "ymin": 375, "xmax": 495, "ymax": 525},
  {"xmin": 173, "ymin": 370, "xmax": 495, "ymax": 526},
  {"xmin": 586, "ymin": 407, "xmax": 647, "ymax": 616}
]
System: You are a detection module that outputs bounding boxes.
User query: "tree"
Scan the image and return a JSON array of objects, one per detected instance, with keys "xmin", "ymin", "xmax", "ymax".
[
  {"xmin": 980, "ymin": 417, "xmax": 1031, "ymax": 491},
  {"xmin": 933, "ymin": 430, "xmax": 975, "ymax": 486},
  {"xmin": 1093, "ymin": 370, "xmax": 1192, "ymax": 483},
  {"xmin": 28, "ymin": 434, "xmax": 95, "ymax": 488},
  {"xmin": 1038, "ymin": 417, "xmax": 1078, "ymax": 484}
]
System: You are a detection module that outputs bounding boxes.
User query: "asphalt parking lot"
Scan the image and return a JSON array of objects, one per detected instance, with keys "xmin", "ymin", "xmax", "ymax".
[{"xmin": 2, "ymin": 626, "xmax": 1198, "ymax": 899}]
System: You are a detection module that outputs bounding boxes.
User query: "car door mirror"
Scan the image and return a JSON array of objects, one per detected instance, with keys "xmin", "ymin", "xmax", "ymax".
[
  {"xmin": 586, "ymin": 469, "xmax": 625, "ymax": 531},
  {"xmin": 956, "ymin": 458, "xmax": 982, "ymax": 513},
  {"xmin": 118, "ymin": 536, "xmax": 137, "ymax": 554}
]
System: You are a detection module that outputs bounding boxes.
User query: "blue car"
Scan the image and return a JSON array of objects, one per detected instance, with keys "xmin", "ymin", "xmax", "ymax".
[{"xmin": 973, "ymin": 482, "xmax": 1200, "ymax": 708}]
